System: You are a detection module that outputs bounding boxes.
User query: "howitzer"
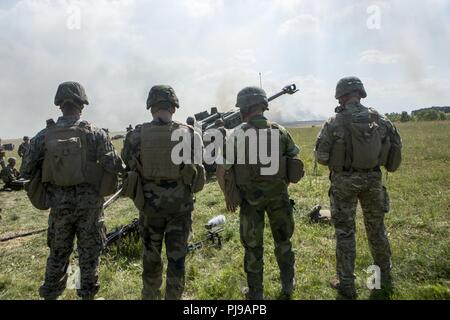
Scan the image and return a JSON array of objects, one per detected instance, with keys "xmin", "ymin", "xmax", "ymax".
[{"xmin": 197, "ymin": 83, "xmax": 299, "ymax": 132}]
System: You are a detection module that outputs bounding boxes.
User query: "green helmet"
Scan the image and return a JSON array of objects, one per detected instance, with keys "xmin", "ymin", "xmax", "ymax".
[
  {"xmin": 8, "ymin": 157, "xmax": 17, "ymax": 165},
  {"xmin": 236, "ymin": 86, "xmax": 269, "ymax": 111},
  {"xmin": 54, "ymin": 81, "xmax": 89, "ymax": 106},
  {"xmin": 23, "ymin": 136, "xmax": 29, "ymax": 141},
  {"xmin": 186, "ymin": 117, "xmax": 195, "ymax": 126},
  {"xmin": 335, "ymin": 76, "xmax": 367, "ymax": 99},
  {"xmin": 146, "ymin": 85, "xmax": 179, "ymax": 110}
]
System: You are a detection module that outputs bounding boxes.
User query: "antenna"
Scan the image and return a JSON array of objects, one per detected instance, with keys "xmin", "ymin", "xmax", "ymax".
[{"xmin": 259, "ymin": 72, "xmax": 262, "ymax": 88}]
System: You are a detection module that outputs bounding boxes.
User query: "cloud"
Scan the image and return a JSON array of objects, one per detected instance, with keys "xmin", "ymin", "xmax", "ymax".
[
  {"xmin": 358, "ymin": 50, "xmax": 401, "ymax": 65},
  {"xmin": 0, "ymin": 0, "xmax": 449, "ymax": 138},
  {"xmin": 277, "ymin": 14, "xmax": 320, "ymax": 37},
  {"xmin": 181, "ymin": 0, "xmax": 223, "ymax": 18}
]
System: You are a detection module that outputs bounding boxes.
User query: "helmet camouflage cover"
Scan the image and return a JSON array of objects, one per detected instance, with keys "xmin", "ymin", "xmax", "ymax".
[
  {"xmin": 54, "ymin": 81, "xmax": 89, "ymax": 106},
  {"xmin": 146, "ymin": 85, "xmax": 180, "ymax": 110},
  {"xmin": 236, "ymin": 86, "xmax": 269, "ymax": 111},
  {"xmin": 335, "ymin": 76, "xmax": 367, "ymax": 99}
]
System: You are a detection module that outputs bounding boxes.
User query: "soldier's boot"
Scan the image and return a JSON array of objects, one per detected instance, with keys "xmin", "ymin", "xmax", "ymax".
[
  {"xmin": 245, "ymin": 272, "xmax": 264, "ymax": 300},
  {"xmin": 330, "ymin": 278, "xmax": 357, "ymax": 300},
  {"xmin": 142, "ymin": 289, "xmax": 162, "ymax": 300},
  {"xmin": 370, "ymin": 271, "xmax": 393, "ymax": 300},
  {"xmin": 279, "ymin": 278, "xmax": 295, "ymax": 300}
]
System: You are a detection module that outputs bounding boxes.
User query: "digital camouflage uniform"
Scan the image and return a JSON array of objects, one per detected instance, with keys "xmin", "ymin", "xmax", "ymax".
[
  {"xmin": 315, "ymin": 77, "xmax": 401, "ymax": 297},
  {"xmin": 225, "ymin": 87, "xmax": 300, "ymax": 299},
  {"xmin": 21, "ymin": 82, "xmax": 123, "ymax": 300},
  {"xmin": 121, "ymin": 85, "xmax": 205, "ymax": 300}
]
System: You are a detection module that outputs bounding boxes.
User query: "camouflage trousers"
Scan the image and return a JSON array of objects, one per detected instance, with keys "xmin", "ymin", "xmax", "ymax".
[
  {"xmin": 139, "ymin": 211, "xmax": 192, "ymax": 300},
  {"xmin": 240, "ymin": 197, "xmax": 295, "ymax": 295},
  {"xmin": 39, "ymin": 207, "xmax": 105, "ymax": 299},
  {"xmin": 330, "ymin": 171, "xmax": 392, "ymax": 289}
]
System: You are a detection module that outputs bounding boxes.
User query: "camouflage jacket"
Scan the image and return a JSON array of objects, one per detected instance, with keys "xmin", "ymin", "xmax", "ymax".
[
  {"xmin": 225, "ymin": 114, "xmax": 300, "ymax": 205},
  {"xmin": 122, "ymin": 118, "xmax": 204, "ymax": 215},
  {"xmin": 1, "ymin": 164, "xmax": 20, "ymax": 184},
  {"xmin": 18, "ymin": 142, "xmax": 30, "ymax": 158},
  {"xmin": 21, "ymin": 116, "xmax": 123, "ymax": 209},
  {"xmin": 315, "ymin": 101, "xmax": 401, "ymax": 167}
]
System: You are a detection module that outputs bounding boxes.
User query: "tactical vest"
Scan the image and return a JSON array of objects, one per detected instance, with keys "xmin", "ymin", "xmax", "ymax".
[
  {"xmin": 329, "ymin": 107, "xmax": 392, "ymax": 172},
  {"xmin": 42, "ymin": 121, "xmax": 102, "ymax": 187},
  {"xmin": 234, "ymin": 122, "xmax": 287, "ymax": 186},
  {"xmin": 140, "ymin": 121, "xmax": 185, "ymax": 181}
]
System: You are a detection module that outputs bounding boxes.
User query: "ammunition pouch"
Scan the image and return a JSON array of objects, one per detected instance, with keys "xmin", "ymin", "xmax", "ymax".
[
  {"xmin": 385, "ymin": 141, "xmax": 402, "ymax": 172},
  {"xmin": 286, "ymin": 157, "xmax": 304, "ymax": 183},
  {"xmin": 328, "ymin": 138, "xmax": 346, "ymax": 172},
  {"xmin": 224, "ymin": 167, "xmax": 242, "ymax": 209},
  {"xmin": 26, "ymin": 170, "xmax": 49, "ymax": 210},
  {"xmin": 84, "ymin": 162, "xmax": 118, "ymax": 197},
  {"xmin": 122, "ymin": 171, "xmax": 145, "ymax": 211}
]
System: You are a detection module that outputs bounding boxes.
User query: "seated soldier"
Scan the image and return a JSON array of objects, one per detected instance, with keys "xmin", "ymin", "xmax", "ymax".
[{"xmin": 1, "ymin": 157, "xmax": 20, "ymax": 190}]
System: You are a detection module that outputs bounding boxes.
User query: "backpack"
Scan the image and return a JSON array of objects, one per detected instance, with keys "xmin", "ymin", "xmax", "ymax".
[{"xmin": 42, "ymin": 122, "xmax": 90, "ymax": 186}]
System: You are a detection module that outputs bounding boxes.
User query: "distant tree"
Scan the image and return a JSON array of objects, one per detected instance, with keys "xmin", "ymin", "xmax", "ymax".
[
  {"xmin": 400, "ymin": 111, "xmax": 411, "ymax": 122},
  {"xmin": 385, "ymin": 112, "xmax": 401, "ymax": 122},
  {"xmin": 415, "ymin": 109, "xmax": 446, "ymax": 121}
]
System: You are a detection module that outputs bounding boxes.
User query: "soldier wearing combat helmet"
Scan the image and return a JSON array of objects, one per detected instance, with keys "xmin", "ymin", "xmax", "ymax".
[
  {"xmin": 315, "ymin": 76, "xmax": 402, "ymax": 299},
  {"xmin": 217, "ymin": 86, "xmax": 303, "ymax": 300},
  {"xmin": 21, "ymin": 81, "xmax": 123, "ymax": 300},
  {"xmin": 122, "ymin": 85, "xmax": 206, "ymax": 300}
]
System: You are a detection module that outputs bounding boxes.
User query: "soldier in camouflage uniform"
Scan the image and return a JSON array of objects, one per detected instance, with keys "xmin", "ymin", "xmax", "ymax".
[
  {"xmin": 1, "ymin": 157, "xmax": 20, "ymax": 189},
  {"xmin": 217, "ymin": 87, "xmax": 300, "ymax": 300},
  {"xmin": 122, "ymin": 85, "xmax": 205, "ymax": 300},
  {"xmin": 21, "ymin": 82, "xmax": 123, "ymax": 300},
  {"xmin": 18, "ymin": 136, "xmax": 30, "ymax": 158},
  {"xmin": 315, "ymin": 77, "xmax": 402, "ymax": 299}
]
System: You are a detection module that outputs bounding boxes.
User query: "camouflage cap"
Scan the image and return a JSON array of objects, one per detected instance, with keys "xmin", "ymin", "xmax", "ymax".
[
  {"xmin": 335, "ymin": 76, "xmax": 367, "ymax": 99},
  {"xmin": 236, "ymin": 86, "xmax": 269, "ymax": 111},
  {"xmin": 54, "ymin": 81, "xmax": 89, "ymax": 106},
  {"xmin": 146, "ymin": 85, "xmax": 179, "ymax": 110}
]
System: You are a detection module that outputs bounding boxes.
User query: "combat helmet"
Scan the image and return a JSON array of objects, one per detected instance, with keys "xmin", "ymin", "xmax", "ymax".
[
  {"xmin": 186, "ymin": 117, "xmax": 195, "ymax": 126},
  {"xmin": 146, "ymin": 85, "xmax": 179, "ymax": 110},
  {"xmin": 236, "ymin": 87, "xmax": 269, "ymax": 112},
  {"xmin": 215, "ymin": 118, "xmax": 225, "ymax": 127},
  {"xmin": 335, "ymin": 76, "xmax": 367, "ymax": 99},
  {"xmin": 23, "ymin": 136, "xmax": 29, "ymax": 141},
  {"xmin": 7, "ymin": 157, "xmax": 17, "ymax": 165},
  {"xmin": 54, "ymin": 81, "xmax": 89, "ymax": 107}
]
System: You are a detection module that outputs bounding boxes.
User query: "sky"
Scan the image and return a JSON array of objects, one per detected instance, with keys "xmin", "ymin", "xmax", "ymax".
[{"xmin": 0, "ymin": 0, "xmax": 449, "ymax": 138}]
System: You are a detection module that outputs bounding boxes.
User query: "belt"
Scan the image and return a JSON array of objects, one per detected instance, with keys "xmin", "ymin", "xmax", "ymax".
[{"xmin": 342, "ymin": 166, "xmax": 381, "ymax": 173}]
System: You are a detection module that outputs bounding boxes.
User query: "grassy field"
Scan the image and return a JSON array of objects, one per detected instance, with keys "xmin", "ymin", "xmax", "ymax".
[{"xmin": 0, "ymin": 121, "xmax": 449, "ymax": 300}]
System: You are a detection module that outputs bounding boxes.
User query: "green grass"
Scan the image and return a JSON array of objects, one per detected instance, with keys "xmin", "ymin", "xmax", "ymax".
[{"xmin": 0, "ymin": 121, "xmax": 449, "ymax": 300}]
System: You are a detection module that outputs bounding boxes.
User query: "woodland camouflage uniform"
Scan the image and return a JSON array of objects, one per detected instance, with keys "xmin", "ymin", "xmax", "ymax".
[
  {"xmin": 21, "ymin": 82, "xmax": 123, "ymax": 300},
  {"xmin": 315, "ymin": 77, "xmax": 402, "ymax": 298},
  {"xmin": 224, "ymin": 87, "xmax": 300, "ymax": 299},
  {"xmin": 121, "ymin": 85, "xmax": 205, "ymax": 300}
]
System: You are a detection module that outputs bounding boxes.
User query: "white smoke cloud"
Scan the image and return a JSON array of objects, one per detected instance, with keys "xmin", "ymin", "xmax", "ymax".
[{"xmin": 0, "ymin": 0, "xmax": 449, "ymax": 139}]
